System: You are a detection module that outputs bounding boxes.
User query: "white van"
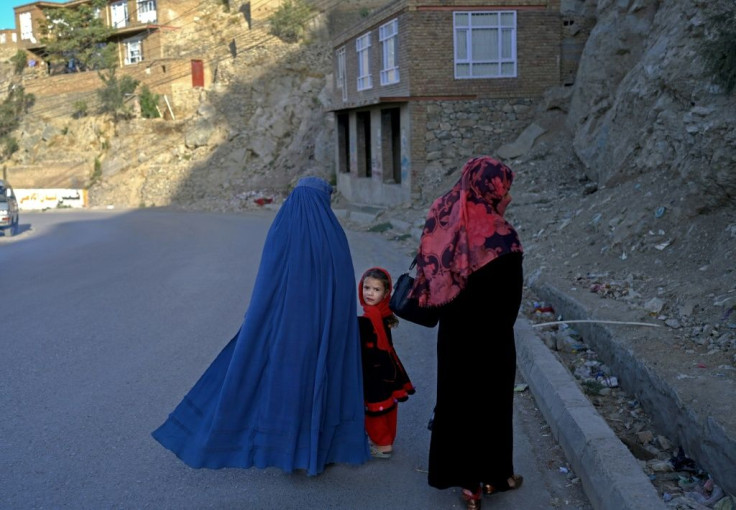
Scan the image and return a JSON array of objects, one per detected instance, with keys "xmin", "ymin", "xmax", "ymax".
[{"xmin": 0, "ymin": 179, "xmax": 20, "ymax": 237}]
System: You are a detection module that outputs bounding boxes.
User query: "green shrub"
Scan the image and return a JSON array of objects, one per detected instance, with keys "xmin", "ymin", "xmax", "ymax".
[
  {"xmin": 11, "ymin": 50, "xmax": 27, "ymax": 75},
  {"xmin": 701, "ymin": 9, "xmax": 736, "ymax": 94},
  {"xmin": 139, "ymin": 86, "xmax": 161, "ymax": 119},
  {"xmin": 268, "ymin": 0, "xmax": 313, "ymax": 43},
  {"xmin": 0, "ymin": 86, "xmax": 33, "ymax": 160},
  {"xmin": 72, "ymin": 100, "xmax": 88, "ymax": 119},
  {"xmin": 1, "ymin": 137, "xmax": 19, "ymax": 160},
  {"xmin": 90, "ymin": 157, "xmax": 102, "ymax": 185}
]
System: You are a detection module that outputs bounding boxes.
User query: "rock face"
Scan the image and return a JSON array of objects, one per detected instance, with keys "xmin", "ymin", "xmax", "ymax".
[{"xmin": 567, "ymin": 0, "xmax": 735, "ymax": 212}]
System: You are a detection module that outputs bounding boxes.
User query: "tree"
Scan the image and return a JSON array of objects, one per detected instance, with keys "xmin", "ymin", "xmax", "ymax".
[
  {"xmin": 97, "ymin": 68, "xmax": 139, "ymax": 121},
  {"xmin": 139, "ymin": 86, "xmax": 161, "ymax": 119},
  {"xmin": 40, "ymin": 0, "xmax": 116, "ymax": 72}
]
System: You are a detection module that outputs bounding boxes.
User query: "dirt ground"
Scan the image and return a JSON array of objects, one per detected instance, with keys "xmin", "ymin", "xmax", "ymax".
[
  {"xmin": 486, "ymin": 120, "xmax": 735, "ymax": 506},
  {"xmin": 503, "ymin": 119, "xmax": 735, "ymax": 507}
]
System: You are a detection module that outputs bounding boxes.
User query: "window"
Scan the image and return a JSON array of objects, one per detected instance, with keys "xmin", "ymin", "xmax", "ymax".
[
  {"xmin": 336, "ymin": 46, "xmax": 347, "ymax": 101},
  {"xmin": 124, "ymin": 37, "xmax": 143, "ymax": 64},
  {"xmin": 19, "ymin": 12, "xmax": 34, "ymax": 42},
  {"xmin": 356, "ymin": 33, "xmax": 372, "ymax": 91},
  {"xmin": 111, "ymin": 1, "xmax": 129, "ymax": 28},
  {"xmin": 137, "ymin": 1, "xmax": 157, "ymax": 24},
  {"xmin": 379, "ymin": 19, "xmax": 399, "ymax": 86},
  {"xmin": 454, "ymin": 11, "xmax": 517, "ymax": 79}
]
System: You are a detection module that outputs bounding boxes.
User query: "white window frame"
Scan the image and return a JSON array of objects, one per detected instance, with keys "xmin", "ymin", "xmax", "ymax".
[
  {"xmin": 124, "ymin": 37, "xmax": 143, "ymax": 65},
  {"xmin": 379, "ymin": 19, "xmax": 399, "ymax": 86},
  {"xmin": 137, "ymin": 0, "xmax": 157, "ymax": 24},
  {"xmin": 356, "ymin": 33, "xmax": 372, "ymax": 91},
  {"xmin": 19, "ymin": 12, "xmax": 35, "ymax": 43},
  {"xmin": 336, "ymin": 46, "xmax": 347, "ymax": 101},
  {"xmin": 453, "ymin": 11, "xmax": 517, "ymax": 79},
  {"xmin": 111, "ymin": 1, "xmax": 129, "ymax": 29}
]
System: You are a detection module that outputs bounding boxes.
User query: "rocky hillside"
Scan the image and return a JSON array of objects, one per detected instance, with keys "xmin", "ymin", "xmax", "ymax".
[
  {"xmin": 2, "ymin": 0, "xmax": 734, "ymax": 324},
  {"xmin": 3, "ymin": 0, "xmax": 338, "ymax": 209}
]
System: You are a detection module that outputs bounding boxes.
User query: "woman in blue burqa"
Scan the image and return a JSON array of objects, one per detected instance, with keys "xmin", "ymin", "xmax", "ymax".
[{"xmin": 152, "ymin": 177, "xmax": 370, "ymax": 476}]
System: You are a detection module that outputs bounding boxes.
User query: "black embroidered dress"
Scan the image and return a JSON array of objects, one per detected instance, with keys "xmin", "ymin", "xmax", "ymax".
[{"xmin": 358, "ymin": 317, "xmax": 415, "ymax": 415}]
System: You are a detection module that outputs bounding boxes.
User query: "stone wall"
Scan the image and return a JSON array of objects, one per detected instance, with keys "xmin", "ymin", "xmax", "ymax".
[{"xmin": 419, "ymin": 97, "xmax": 536, "ymax": 191}]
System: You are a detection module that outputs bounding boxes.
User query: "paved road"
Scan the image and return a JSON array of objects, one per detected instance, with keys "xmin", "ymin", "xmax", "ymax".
[{"xmin": 0, "ymin": 209, "xmax": 592, "ymax": 509}]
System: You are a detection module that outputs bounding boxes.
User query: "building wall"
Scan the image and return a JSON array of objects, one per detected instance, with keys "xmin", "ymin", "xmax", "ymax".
[
  {"xmin": 333, "ymin": 0, "xmax": 560, "ymax": 207},
  {"xmin": 14, "ymin": 4, "xmax": 46, "ymax": 48},
  {"xmin": 333, "ymin": 0, "xmax": 561, "ymax": 106},
  {"xmin": 0, "ymin": 29, "xmax": 18, "ymax": 46},
  {"xmin": 410, "ymin": 97, "xmax": 536, "ymax": 197},
  {"xmin": 21, "ymin": 58, "xmax": 211, "ymax": 117},
  {"xmin": 336, "ymin": 103, "xmax": 413, "ymax": 207},
  {"xmin": 333, "ymin": 3, "xmax": 410, "ymax": 109},
  {"xmin": 406, "ymin": 8, "xmax": 560, "ymax": 98}
]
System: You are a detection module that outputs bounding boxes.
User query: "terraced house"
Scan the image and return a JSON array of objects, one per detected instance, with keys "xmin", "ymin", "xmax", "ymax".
[
  {"xmin": 13, "ymin": 0, "xmax": 200, "ymax": 69},
  {"xmin": 7, "ymin": 0, "xmax": 211, "ymax": 117},
  {"xmin": 331, "ymin": 0, "xmax": 564, "ymax": 206}
]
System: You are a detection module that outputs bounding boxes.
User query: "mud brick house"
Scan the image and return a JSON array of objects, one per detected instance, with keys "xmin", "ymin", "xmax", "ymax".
[
  {"xmin": 9, "ymin": 0, "xmax": 210, "ymax": 117},
  {"xmin": 0, "ymin": 29, "xmax": 18, "ymax": 47},
  {"xmin": 331, "ymin": 0, "xmax": 562, "ymax": 207},
  {"xmin": 13, "ymin": 0, "xmax": 202, "ymax": 70}
]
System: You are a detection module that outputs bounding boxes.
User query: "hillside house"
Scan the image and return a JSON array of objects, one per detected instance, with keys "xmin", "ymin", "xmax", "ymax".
[
  {"xmin": 8, "ymin": 0, "xmax": 213, "ymax": 119},
  {"xmin": 12, "ymin": 0, "xmax": 202, "ymax": 71},
  {"xmin": 331, "ymin": 0, "xmax": 562, "ymax": 207},
  {"xmin": 0, "ymin": 29, "xmax": 18, "ymax": 47}
]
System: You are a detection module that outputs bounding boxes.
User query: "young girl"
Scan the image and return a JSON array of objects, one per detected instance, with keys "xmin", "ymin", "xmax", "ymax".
[{"xmin": 358, "ymin": 267, "xmax": 415, "ymax": 459}]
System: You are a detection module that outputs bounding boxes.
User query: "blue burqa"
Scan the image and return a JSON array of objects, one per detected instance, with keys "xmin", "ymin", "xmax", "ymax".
[{"xmin": 152, "ymin": 177, "xmax": 370, "ymax": 475}]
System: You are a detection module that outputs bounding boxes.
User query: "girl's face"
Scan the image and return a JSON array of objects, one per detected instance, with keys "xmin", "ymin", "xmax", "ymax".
[{"xmin": 362, "ymin": 277, "xmax": 388, "ymax": 306}]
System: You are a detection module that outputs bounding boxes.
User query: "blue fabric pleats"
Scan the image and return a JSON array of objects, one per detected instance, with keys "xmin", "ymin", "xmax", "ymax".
[{"xmin": 152, "ymin": 177, "xmax": 370, "ymax": 475}]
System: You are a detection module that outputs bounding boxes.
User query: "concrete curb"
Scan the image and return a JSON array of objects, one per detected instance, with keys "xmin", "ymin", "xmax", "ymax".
[
  {"xmin": 530, "ymin": 280, "xmax": 736, "ymax": 496},
  {"xmin": 515, "ymin": 318, "xmax": 668, "ymax": 510}
]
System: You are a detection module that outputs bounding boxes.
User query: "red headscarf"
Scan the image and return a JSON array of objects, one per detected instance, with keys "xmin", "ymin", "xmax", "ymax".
[
  {"xmin": 358, "ymin": 267, "xmax": 393, "ymax": 351},
  {"xmin": 411, "ymin": 156, "xmax": 523, "ymax": 307}
]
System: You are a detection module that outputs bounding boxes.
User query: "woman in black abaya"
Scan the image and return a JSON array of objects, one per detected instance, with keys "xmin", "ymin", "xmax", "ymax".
[{"xmin": 411, "ymin": 156, "xmax": 525, "ymax": 509}]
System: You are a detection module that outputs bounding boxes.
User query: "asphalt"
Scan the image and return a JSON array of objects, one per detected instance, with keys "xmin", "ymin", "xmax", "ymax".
[{"xmin": 339, "ymin": 206, "xmax": 670, "ymax": 510}]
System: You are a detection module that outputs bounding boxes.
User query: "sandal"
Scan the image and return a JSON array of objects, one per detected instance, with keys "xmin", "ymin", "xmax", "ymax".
[
  {"xmin": 483, "ymin": 474, "xmax": 523, "ymax": 495},
  {"xmin": 461, "ymin": 487, "xmax": 482, "ymax": 510},
  {"xmin": 370, "ymin": 445, "xmax": 393, "ymax": 459}
]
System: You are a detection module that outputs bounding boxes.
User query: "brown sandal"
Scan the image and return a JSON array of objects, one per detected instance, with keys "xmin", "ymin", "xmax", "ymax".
[{"xmin": 483, "ymin": 474, "xmax": 523, "ymax": 495}]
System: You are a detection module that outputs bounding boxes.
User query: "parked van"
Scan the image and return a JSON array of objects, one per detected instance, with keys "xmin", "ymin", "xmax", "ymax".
[{"xmin": 0, "ymin": 179, "xmax": 20, "ymax": 237}]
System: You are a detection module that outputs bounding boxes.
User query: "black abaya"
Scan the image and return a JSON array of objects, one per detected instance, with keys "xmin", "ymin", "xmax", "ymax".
[{"xmin": 427, "ymin": 252, "xmax": 524, "ymax": 490}]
